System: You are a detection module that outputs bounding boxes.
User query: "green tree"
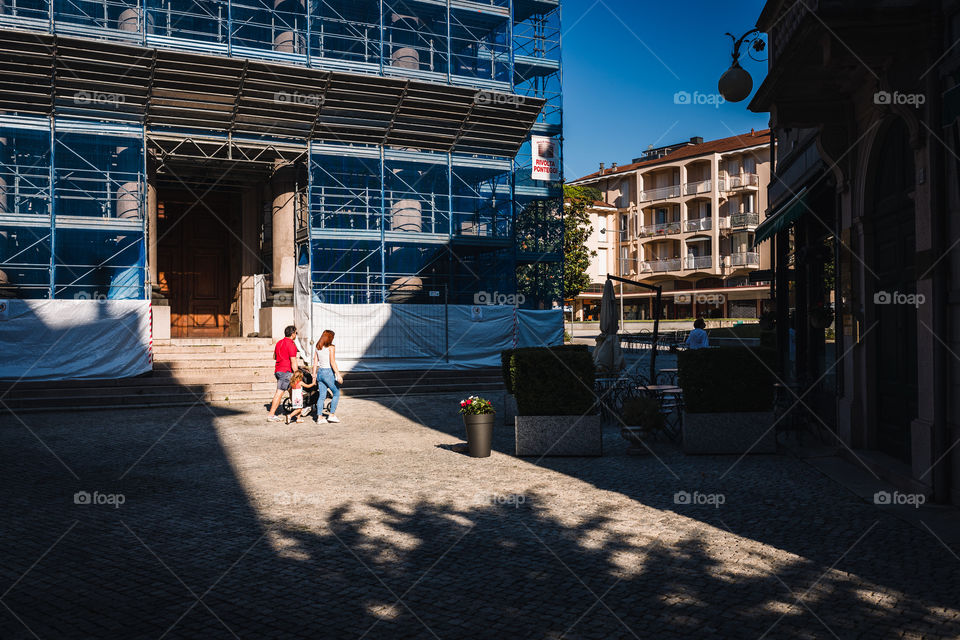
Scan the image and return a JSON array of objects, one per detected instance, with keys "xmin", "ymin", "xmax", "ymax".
[{"xmin": 563, "ymin": 184, "xmax": 600, "ymax": 300}]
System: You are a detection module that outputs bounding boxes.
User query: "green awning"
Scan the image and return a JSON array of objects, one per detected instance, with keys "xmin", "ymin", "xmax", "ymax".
[{"xmin": 754, "ymin": 187, "xmax": 809, "ymax": 246}]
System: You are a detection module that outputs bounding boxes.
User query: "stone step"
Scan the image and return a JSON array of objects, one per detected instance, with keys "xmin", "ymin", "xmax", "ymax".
[
  {"xmin": 1, "ymin": 383, "xmax": 506, "ymax": 413},
  {"xmin": 0, "ymin": 368, "xmax": 506, "ymax": 413},
  {"xmin": 152, "ymin": 346, "xmax": 275, "ymax": 356},
  {"xmin": 152, "ymin": 351, "xmax": 277, "ymax": 362},
  {"xmin": 3, "ymin": 380, "xmax": 278, "ymax": 400},
  {"xmin": 153, "ymin": 338, "xmax": 274, "ymax": 347},
  {"xmin": 152, "ymin": 362, "xmax": 272, "ymax": 373},
  {"xmin": 152, "ymin": 369, "xmax": 275, "ymax": 383},
  {"xmin": 0, "ymin": 369, "xmax": 504, "ymax": 390},
  {"xmin": 2, "ymin": 390, "xmax": 272, "ymax": 412}
]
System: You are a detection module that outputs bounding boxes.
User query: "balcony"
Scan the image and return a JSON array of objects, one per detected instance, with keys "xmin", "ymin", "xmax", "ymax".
[
  {"xmin": 726, "ymin": 173, "xmax": 759, "ymax": 190},
  {"xmin": 639, "ymin": 258, "xmax": 682, "ymax": 273},
  {"xmin": 638, "ymin": 184, "xmax": 681, "ymax": 203},
  {"xmin": 684, "ymin": 255, "xmax": 713, "ymax": 270},
  {"xmin": 683, "ymin": 179, "xmax": 712, "ymax": 196},
  {"xmin": 725, "ymin": 252, "xmax": 760, "ymax": 268},
  {"xmin": 684, "ymin": 217, "xmax": 712, "ymax": 232},
  {"xmin": 718, "ymin": 212, "xmax": 760, "ymax": 231},
  {"xmin": 639, "ymin": 221, "xmax": 682, "ymax": 237}
]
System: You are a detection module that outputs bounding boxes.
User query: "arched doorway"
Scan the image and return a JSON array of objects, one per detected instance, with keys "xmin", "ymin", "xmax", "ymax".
[{"xmin": 870, "ymin": 119, "xmax": 917, "ymax": 462}]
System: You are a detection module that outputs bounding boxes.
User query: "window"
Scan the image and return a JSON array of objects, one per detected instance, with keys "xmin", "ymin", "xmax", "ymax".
[{"xmin": 619, "ymin": 180, "xmax": 631, "ymax": 207}]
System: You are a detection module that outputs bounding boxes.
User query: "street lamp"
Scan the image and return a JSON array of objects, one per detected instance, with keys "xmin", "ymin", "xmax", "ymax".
[{"xmin": 718, "ymin": 29, "xmax": 766, "ymax": 103}]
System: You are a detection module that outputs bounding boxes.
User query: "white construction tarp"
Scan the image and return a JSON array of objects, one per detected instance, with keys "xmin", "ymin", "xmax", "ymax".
[
  {"xmin": 294, "ymin": 265, "xmax": 313, "ymax": 360},
  {"xmin": 0, "ymin": 299, "xmax": 151, "ymax": 380},
  {"xmin": 309, "ymin": 303, "xmax": 563, "ymax": 371},
  {"xmin": 516, "ymin": 309, "xmax": 565, "ymax": 348}
]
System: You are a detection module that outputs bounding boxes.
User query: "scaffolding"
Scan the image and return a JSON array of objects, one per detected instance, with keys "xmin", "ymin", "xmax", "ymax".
[
  {"xmin": 0, "ymin": 0, "xmax": 563, "ymax": 307},
  {"xmin": 0, "ymin": 117, "xmax": 147, "ymax": 300}
]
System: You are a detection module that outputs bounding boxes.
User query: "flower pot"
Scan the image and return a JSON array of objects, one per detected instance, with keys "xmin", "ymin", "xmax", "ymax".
[{"xmin": 463, "ymin": 413, "xmax": 495, "ymax": 457}]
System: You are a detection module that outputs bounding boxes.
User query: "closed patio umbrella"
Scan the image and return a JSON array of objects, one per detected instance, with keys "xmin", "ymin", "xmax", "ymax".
[{"xmin": 593, "ymin": 278, "xmax": 625, "ymax": 374}]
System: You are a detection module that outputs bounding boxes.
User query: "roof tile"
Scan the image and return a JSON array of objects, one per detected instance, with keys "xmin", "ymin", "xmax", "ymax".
[{"xmin": 572, "ymin": 129, "xmax": 771, "ymax": 183}]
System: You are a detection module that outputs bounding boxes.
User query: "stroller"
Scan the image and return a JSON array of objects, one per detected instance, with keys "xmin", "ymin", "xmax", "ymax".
[{"xmin": 281, "ymin": 366, "xmax": 322, "ymax": 416}]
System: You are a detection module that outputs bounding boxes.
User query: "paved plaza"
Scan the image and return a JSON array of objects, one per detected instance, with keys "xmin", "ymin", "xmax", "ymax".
[{"xmin": 1, "ymin": 393, "xmax": 959, "ymax": 639}]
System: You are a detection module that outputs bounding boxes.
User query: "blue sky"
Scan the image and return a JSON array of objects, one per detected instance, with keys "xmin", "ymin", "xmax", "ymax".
[{"xmin": 560, "ymin": 0, "xmax": 770, "ymax": 181}]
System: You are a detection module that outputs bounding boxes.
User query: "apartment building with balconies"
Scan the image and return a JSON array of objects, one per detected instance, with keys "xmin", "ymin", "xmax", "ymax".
[
  {"xmin": 569, "ymin": 130, "xmax": 772, "ymax": 320},
  {"xmin": 566, "ymin": 199, "xmax": 618, "ymax": 319}
]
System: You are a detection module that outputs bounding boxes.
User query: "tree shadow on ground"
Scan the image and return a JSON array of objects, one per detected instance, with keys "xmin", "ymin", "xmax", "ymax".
[
  {"xmin": 395, "ymin": 393, "xmax": 960, "ymax": 639},
  {"xmin": 1, "ymin": 397, "xmax": 959, "ymax": 639}
]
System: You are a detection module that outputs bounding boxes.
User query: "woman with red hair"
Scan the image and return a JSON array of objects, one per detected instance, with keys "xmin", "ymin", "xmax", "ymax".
[{"xmin": 312, "ymin": 329, "xmax": 344, "ymax": 422}]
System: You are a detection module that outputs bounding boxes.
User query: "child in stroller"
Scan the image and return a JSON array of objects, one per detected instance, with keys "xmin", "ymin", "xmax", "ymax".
[{"xmin": 282, "ymin": 367, "xmax": 320, "ymax": 419}]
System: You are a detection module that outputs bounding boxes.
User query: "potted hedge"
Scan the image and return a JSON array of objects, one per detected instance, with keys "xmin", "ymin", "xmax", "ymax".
[
  {"xmin": 459, "ymin": 396, "xmax": 495, "ymax": 458},
  {"xmin": 507, "ymin": 345, "xmax": 601, "ymax": 456},
  {"xmin": 678, "ymin": 346, "xmax": 777, "ymax": 454},
  {"xmin": 500, "ymin": 348, "xmax": 518, "ymax": 426}
]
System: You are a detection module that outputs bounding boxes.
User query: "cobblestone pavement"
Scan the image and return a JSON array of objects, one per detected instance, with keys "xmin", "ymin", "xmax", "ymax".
[{"xmin": 1, "ymin": 392, "xmax": 959, "ymax": 639}]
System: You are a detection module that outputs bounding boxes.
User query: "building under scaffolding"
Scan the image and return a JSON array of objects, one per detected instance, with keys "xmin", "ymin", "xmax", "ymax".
[{"xmin": 0, "ymin": 0, "xmax": 563, "ymax": 343}]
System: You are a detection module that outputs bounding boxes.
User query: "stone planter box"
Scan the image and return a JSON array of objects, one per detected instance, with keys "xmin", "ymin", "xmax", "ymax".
[
  {"xmin": 682, "ymin": 411, "xmax": 776, "ymax": 455},
  {"xmin": 515, "ymin": 415, "xmax": 602, "ymax": 456}
]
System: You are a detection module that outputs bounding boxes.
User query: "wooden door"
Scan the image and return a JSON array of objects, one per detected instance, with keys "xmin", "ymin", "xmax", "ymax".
[{"xmin": 158, "ymin": 198, "xmax": 232, "ymax": 338}]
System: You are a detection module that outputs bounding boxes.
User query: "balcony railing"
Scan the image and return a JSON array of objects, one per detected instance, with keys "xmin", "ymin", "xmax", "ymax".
[
  {"xmin": 684, "ymin": 217, "xmax": 711, "ymax": 232},
  {"xmin": 640, "ymin": 258, "xmax": 682, "ymax": 273},
  {"xmin": 726, "ymin": 173, "xmax": 759, "ymax": 190},
  {"xmin": 683, "ymin": 179, "xmax": 712, "ymax": 196},
  {"xmin": 684, "ymin": 255, "xmax": 713, "ymax": 270},
  {"xmin": 638, "ymin": 184, "xmax": 681, "ymax": 202},
  {"xmin": 640, "ymin": 221, "xmax": 681, "ymax": 236},
  {"xmin": 729, "ymin": 212, "xmax": 759, "ymax": 229},
  {"xmin": 718, "ymin": 212, "xmax": 760, "ymax": 230},
  {"xmin": 725, "ymin": 252, "xmax": 760, "ymax": 267}
]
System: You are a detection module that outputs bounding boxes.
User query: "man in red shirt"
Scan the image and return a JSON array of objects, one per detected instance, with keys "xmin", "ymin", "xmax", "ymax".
[{"xmin": 267, "ymin": 325, "xmax": 300, "ymax": 422}]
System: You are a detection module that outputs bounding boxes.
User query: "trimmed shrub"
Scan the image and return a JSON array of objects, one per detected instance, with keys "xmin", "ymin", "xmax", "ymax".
[
  {"xmin": 678, "ymin": 347, "xmax": 776, "ymax": 413},
  {"xmin": 510, "ymin": 345, "xmax": 594, "ymax": 416},
  {"xmin": 500, "ymin": 348, "xmax": 515, "ymax": 394}
]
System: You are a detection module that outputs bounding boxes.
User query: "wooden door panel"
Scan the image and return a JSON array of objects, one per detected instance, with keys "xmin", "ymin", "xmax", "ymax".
[
  {"xmin": 192, "ymin": 254, "xmax": 222, "ymax": 301},
  {"xmin": 159, "ymin": 197, "xmax": 232, "ymax": 338},
  {"xmin": 190, "ymin": 306, "xmax": 220, "ymax": 327}
]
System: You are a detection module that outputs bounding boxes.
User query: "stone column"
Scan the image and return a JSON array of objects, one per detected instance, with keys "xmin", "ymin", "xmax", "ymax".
[
  {"xmin": 146, "ymin": 177, "xmax": 158, "ymax": 292},
  {"xmin": 258, "ymin": 164, "xmax": 299, "ymax": 339},
  {"xmin": 390, "ymin": 13, "xmax": 422, "ymax": 69},
  {"xmin": 387, "ymin": 159, "xmax": 424, "ymax": 302},
  {"xmin": 270, "ymin": 162, "xmax": 297, "ymax": 302},
  {"xmin": 118, "ymin": 6, "xmax": 154, "ymax": 33},
  {"xmin": 239, "ymin": 186, "xmax": 260, "ymax": 337},
  {"xmin": 273, "ymin": 0, "xmax": 306, "ymax": 53}
]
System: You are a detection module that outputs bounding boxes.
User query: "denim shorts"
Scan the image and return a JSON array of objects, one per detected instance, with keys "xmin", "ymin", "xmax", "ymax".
[{"xmin": 275, "ymin": 371, "xmax": 292, "ymax": 391}]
